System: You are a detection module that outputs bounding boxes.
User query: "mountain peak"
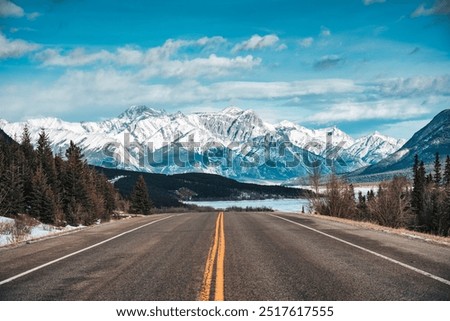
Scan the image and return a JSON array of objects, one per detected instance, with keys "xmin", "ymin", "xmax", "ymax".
[
  {"xmin": 221, "ymin": 106, "xmax": 243, "ymax": 114},
  {"xmin": 278, "ymin": 120, "xmax": 298, "ymax": 128},
  {"xmin": 119, "ymin": 105, "xmax": 166, "ymax": 119},
  {"xmin": 362, "ymin": 108, "xmax": 450, "ymax": 175}
]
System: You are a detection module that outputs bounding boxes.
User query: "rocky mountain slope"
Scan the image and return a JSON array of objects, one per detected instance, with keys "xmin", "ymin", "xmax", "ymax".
[{"xmin": 0, "ymin": 106, "xmax": 405, "ymax": 181}]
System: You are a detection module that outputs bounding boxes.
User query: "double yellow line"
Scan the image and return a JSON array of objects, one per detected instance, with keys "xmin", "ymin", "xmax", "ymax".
[{"xmin": 199, "ymin": 212, "xmax": 226, "ymax": 301}]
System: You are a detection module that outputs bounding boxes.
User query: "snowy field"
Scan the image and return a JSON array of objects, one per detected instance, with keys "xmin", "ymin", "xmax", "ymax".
[
  {"xmin": 0, "ymin": 216, "xmax": 84, "ymax": 247},
  {"xmin": 184, "ymin": 198, "xmax": 310, "ymax": 213}
]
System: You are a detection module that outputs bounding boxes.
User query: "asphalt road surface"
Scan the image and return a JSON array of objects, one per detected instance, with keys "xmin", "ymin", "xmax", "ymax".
[{"xmin": 0, "ymin": 212, "xmax": 449, "ymax": 300}]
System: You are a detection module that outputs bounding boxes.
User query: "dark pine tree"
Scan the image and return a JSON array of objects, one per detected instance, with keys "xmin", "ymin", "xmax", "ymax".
[
  {"xmin": 30, "ymin": 166, "xmax": 57, "ymax": 224},
  {"xmin": 444, "ymin": 155, "xmax": 450, "ymax": 187},
  {"xmin": 20, "ymin": 125, "xmax": 36, "ymax": 211},
  {"xmin": 412, "ymin": 159, "xmax": 426, "ymax": 227},
  {"xmin": 0, "ymin": 162, "xmax": 25, "ymax": 216},
  {"xmin": 433, "ymin": 152, "xmax": 441, "ymax": 185},
  {"xmin": 130, "ymin": 175, "xmax": 152, "ymax": 215},
  {"xmin": 62, "ymin": 141, "xmax": 87, "ymax": 225},
  {"xmin": 36, "ymin": 129, "xmax": 57, "ymax": 191},
  {"xmin": 426, "ymin": 173, "xmax": 433, "ymax": 185}
]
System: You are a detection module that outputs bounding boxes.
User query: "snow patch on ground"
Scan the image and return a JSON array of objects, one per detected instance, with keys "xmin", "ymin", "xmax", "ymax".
[{"xmin": 0, "ymin": 216, "xmax": 85, "ymax": 247}]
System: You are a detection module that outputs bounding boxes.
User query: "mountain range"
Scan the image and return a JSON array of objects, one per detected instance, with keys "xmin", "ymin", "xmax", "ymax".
[
  {"xmin": 360, "ymin": 109, "xmax": 450, "ymax": 178},
  {"xmin": 0, "ymin": 106, "xmax": 407, "ymax": 181}
]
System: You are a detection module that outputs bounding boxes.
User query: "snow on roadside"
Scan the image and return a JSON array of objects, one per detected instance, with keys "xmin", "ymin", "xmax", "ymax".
[
  {"xmin": 0, "ymin": 216, "xmax": 15, "ymax": 245},
  {"xmin": 0, "ymin": 216, "xmax": 85, "ymax": 247}
]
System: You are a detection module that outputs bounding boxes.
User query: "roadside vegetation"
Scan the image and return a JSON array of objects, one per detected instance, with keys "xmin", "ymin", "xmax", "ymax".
[
  {"xmin": 0, "ymin": 126, "xmax": 120, "ymax": 227},
  {"xmin": 310, "ymin": 153, "xmax": 450, "ymax": 237}
]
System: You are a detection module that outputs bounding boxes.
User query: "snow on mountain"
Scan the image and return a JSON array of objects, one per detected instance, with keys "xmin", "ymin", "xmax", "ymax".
[
  {"xmin": 348, "ymin": 131, "xmax": 406, "ymax": 165},
  {"xmin": 0, "ymin": 106, "xmax": 405, "ymax": 181},
  {"xmin": 362, "ymin": 109, "xmax": 450, "ymax": 175},
  {"xmin": 277, "ymin": 121, "xmax": 356, "ymax": 155}
]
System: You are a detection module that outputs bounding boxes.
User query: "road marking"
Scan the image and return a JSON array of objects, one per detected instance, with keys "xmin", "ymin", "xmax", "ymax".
[
  {"xmin": 269, "ymin": 214, "xmax": 450, "ymax": 287},
  {"xmin": 199, "ymin": 212, "xmax": 226, "ymax": 301},
  {"xmin": 0, "ymin": 215, "xmax": 174, "ymax": 286},
  {"xmin": 215, "ymin": 211, "xmax": 225, "ymax": 301},
  {"xmin": 199, "ymin": 212, "xmax": 221, "ymax": 301}
]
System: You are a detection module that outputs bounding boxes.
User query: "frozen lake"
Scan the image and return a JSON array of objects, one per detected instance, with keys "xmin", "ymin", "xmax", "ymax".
[{"xmin": 184, "ymin": 198, "xmax": 310, "ymax": 213}]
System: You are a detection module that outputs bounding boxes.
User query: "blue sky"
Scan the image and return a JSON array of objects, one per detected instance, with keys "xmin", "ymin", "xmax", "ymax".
[{"xmin": 0, "ymin": 0, "xmax": 449, "ymax": 139}]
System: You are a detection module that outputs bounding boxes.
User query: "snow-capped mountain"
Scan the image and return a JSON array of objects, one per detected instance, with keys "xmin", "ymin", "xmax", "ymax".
[
  {"xmin": 362, "ymin": 109, "xmax": 450, "ymax": 175},
  {"xmin": 0, "ymin": 106, "xmax": 405, "ymax": 181}
]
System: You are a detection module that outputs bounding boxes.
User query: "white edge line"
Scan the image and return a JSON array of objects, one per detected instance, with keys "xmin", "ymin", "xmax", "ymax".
[
  {"xmin": 0, "ymin": 215, "xmax": 174, "ymax": 286},
  {"xmin": 268, "ymin": 214, "xmax": 450, "ymax": 287}
]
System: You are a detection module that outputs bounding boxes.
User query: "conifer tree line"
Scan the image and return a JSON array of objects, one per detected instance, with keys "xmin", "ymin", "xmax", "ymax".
[
  {"xmin": 311, "ymin": 152, "xmax": 450, "ymax": 236},
  {"xmin": 0, "ymin": 126, "xmax": 120, "ymax": 225}
]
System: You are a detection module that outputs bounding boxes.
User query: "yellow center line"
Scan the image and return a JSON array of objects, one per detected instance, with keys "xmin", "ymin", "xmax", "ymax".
[
  {"xmin": 215, "ymin": 211, "xmax": 225, "ymax": 301},
  {"xmin": 198, "ymin": 212, "xmax": 226, "ymax": 301}
]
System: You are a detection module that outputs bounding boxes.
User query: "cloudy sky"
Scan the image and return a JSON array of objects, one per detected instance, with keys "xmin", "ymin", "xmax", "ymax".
[{"xmin": 0, "ymin": 0, "xmax": 449, "ymax": 139}]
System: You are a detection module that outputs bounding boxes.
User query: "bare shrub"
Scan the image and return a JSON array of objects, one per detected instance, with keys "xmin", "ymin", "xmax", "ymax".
[
  {"xmin": 311, "ymin": 174, "xmax": 357, "ymax": 219},
  {"xmin": 310, "ymin": 174, "xmax": 357, "ymax": 218},
  {"xmin": 367, "ymin": 176, "xmax": 413, "ymax": 228}
]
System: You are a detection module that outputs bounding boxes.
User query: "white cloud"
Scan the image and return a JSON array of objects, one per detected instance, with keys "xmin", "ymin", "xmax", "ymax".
[
  {"xmin": 306, "ymin": 100, "xmax": 427, "ymax": 123},
  {"xmin": 26, "ymin": 12, "xmax": 40, "ymax": 20},
  {"xmin": 142, "ymin": 37, "xmax": 227, "ymax": 63},
  {"xmin": 35, "ymin": 36, "xmax": 229, "ymax": 68},
  {"xmin": 34, "ymin": 36, "xmax": 259, "ymax": 80},
  {"xmin": 139, "ymin": 54, "xmax": 261, "ymax": 79},
  {"xmin": 0, "ymin": 73, "xmax": 362, "ymax": 121},
  {"xmin": 371, "ymin": 75, "xmax": 450, "ymax": 97},
  {"xmin": 320, "ymin": 26, "xmax": 331, "ymax": 37},
  {"xmin": 195, "ymin": 36, "xmax": 226, "ymax": 47},
  {"xmin": 0, "ymin": 0, "xmax": 23, "ymax": 17},
  {"xmin": 299, "ymin": 37, "xmax": 314, "ymax": 48},
  {"xmin": 363, "ymin": 0, "xmax": 386, "ymax": 5},
  {"xmin": 36, "ymin": 48, "xmax": 113, "ymax": 66},
  {"xmin": 205, "ymin": 79, "xmax": 361, "ymax": 100},
  {"xmin": 276, "ymin": 44, "xmax": 288, "ymax": 51},
  {"xmin": 0, "ymin": 33, "xmax": 39, "ymax": 59},
  {"xmin": 232, "ymin": 34, "xmax": 280, "ymax": 53},
  {"xmin": 411, "ymin": 0, "xmax": 450, "ymax": 17},
  {"xmin": 115, "ymin": 46, "xmax": 145, "ymax": 65}
]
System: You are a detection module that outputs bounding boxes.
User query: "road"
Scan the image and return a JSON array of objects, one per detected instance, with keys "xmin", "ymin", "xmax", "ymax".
[{"xmin": 0, "ymin": 212, "xmax": 449, "ymax": 300}]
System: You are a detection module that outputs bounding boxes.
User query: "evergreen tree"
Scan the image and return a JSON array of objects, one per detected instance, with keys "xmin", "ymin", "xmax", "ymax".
[
  {"xmin": 36, "ymin": 130, "xmax": 57, "ymax": 191},
  {"xmin": 30, "ymin": 166, "xmax": 57, "ymax": 224},
  {"xmin": 433, "ymin": 152, "xmax": 441, "ymax": 185},
  {"xmin": 82, "ymin": 168, "xmax": 104, "ymax": 225},
  {"xmin": 20, "ymin": 125, "xmax": 36, "ymax": 211},
  {"xmin": 413, "ymin": 154, "xmax": 419, "ymax": 183},
  {"xmin": 20, "ymin": 125, "xmax": 34, "ymax": 160},
  {"xmin": 444, "ymin": 155, "xmax": 450, "ymax": 187},
  {"xmin": 0, "ymin": 163, "xmax": 24, "ymax": 216},
  {"xmin": 130, "ymin": 175, "xmax": 152, "ymax": 215},
  {"xmin": 0, "ymin": 133, "xmax": 119, "ymax": 227},
  {"xmin": 444, "ymin": 184, "xmax": 450, "ymax": 236},
  {"xmin": 98, "ymin": 174, "xmax": 117, "ymax": 219},
  {"xmin": 62, "ymin": 141, "xmax": 87, "ymax": 225},
  {"xmin": 412, "ymin": 159, "xmax": 426, "ymax": 227}
]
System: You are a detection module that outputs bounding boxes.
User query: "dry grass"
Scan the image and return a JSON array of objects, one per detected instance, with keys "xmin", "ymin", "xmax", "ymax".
[
  {"xmin": 307, "ymin": 212, "xmax": 450, "ymax": 246},
  {"xmin": 0, "ymin": 214, "xmax": 40, "ymax": 244}
]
